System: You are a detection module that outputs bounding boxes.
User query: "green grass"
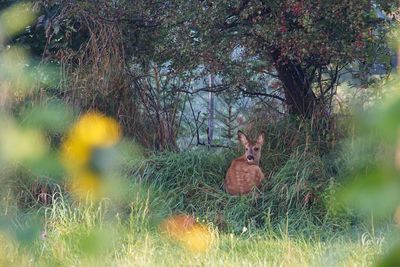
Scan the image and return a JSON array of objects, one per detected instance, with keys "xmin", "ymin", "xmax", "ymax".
[
  {"xmin": 0, "ymin": 140, "xmax": 393, "ymax": 266},
  {"xmin": 131, "ymin": 148, "xmax": 346, "ymax": 232},
  {"xmin": 0, "ymin": 193, "xmax": 386, "ymax": 267}
]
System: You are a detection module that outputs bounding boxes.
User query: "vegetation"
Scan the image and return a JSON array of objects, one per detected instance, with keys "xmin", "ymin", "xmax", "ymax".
[
  {"xmin": 8, "ymin": 0, "xmax": 398, "ymax": 149},
  {"xmin": 1, "ymin": 1, "xmax": 400, "ymax": 266},
  {"xmin": 0, "ymin": 195, "xmax": 388, "ymax": 266}
]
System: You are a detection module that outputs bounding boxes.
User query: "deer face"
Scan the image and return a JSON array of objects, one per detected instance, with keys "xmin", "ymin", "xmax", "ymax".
[{"xmin": 238, "ymin": 130, "xmax": 265, "ymax": 165}]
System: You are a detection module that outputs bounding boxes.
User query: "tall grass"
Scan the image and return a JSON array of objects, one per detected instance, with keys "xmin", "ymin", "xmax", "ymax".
[
  {"xmin": 132, "ymin": 141, "xmax": 345, "ymax": 233},
  {"xmin": 0, "ymin": 116, "xmax": 393, "ymax": 266},
  {"xmin": 0, "ymin": 189, "xmax": 386, "ymax": 267}
]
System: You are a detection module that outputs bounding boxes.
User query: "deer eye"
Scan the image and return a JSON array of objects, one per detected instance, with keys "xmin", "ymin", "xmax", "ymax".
[
  {"xmin": 254, "ymin": 147, "xmax": 259, "ymax": 151},
  {"xmin": 245, "ymin": 148, "xmax": 248, "ymax": 151}
]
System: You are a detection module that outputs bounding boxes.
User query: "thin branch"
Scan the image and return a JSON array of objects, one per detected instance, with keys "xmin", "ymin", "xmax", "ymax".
[
  {"xmin": 239, "ymin": 87, "xmax": 286, "ymax": 102},
  {"xmin": 176, "ymin": 84, "xmax": 230, "ymax": 94}
]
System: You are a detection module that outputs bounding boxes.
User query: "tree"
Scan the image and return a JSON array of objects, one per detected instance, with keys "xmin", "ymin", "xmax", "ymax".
[
  {"xmin": 167, "ymin": 0, "xmax": 399, "ymax": 118},
  {"xmin": 7, "ymin": 0, "xmax": 399, "ymax": 150}
]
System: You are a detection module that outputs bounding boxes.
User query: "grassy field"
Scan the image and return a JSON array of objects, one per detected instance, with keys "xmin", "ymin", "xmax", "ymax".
[
  {"xmin": 0, "ymin": 142, "xmax": 395, "ymax": 267},
  {"xmin": 0, "ymin": 195, "xmax": 387, "ymax": 267},
  {"xmin": 1, "ymin": 146, "xmax": 395, "ymax": 267},
  {"xmin": 1, "ymin": 116, "xmax": 397, "ymax": 267},
  {"xmin": 1, "ymin": 233, "xmax": 383, "ymax": 266}
]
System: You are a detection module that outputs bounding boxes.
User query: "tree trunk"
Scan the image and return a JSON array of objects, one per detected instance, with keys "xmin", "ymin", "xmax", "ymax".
[
  {"xmin": 270, "ymin": 48, "xmax": 316, "ymax": 118},
  {"xmin": 207, "ymin": 74, "xmax": 215, "ymax": 146}
]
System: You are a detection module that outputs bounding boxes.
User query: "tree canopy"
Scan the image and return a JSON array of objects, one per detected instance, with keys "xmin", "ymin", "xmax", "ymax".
[{"xmin": 6, "ymin": 0, "xmax": 400, "ymax": 149}]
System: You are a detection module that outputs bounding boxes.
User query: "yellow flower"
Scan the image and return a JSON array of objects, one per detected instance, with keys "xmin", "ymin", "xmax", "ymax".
[
  {"xmin": 60, "ymin": 112, "xmax": 121, "ymax": 200},
  {"xmin": 69, "ymin": 170, "xmax": 102, "ymax": 200},
  {"xmin": 160, "ymin": 215, "xmax": 214, "ymax": 253},
  {"xmin": 70, "ymin": 112, "xmax": 121, "ymax": 147},
  {"xmin": 61, "ymin": 137, "xmax": 91, "ymax": 171}
]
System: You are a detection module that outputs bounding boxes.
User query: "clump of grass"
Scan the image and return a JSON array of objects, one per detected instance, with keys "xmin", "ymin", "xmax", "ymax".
[{"xmin": 132, "ymin": 145, "xmax": 344, "ymax": 233}]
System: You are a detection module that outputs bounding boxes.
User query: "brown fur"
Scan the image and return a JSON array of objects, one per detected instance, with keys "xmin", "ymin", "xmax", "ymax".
[{"xmin": 224, "ymin": 131, "xmax": 265, "ymax": 195}]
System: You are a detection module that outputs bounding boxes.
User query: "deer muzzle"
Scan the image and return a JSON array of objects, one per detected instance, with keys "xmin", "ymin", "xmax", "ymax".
[{"xmin": 246, "ymin": 155, "xmax": 254, "ymax": 161}]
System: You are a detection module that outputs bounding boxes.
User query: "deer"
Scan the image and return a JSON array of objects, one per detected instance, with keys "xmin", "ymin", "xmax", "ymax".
[{"xmin": 224, "ymin": 130, "xmax": 265, "ymax": 195}]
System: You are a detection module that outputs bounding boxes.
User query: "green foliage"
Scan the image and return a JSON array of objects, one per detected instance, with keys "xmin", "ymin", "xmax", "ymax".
[
  {"xmin": 376, "ymin": 242, "xmax": 400, "ymax": 267},
  {"xmin": 132, "ymin": 138, "xmax": 344, "ymax": 232},
  {"xmin": 336, "ymin": 76, "xmax": 400, "ymax": 221},
  {"xmin": 10, "ymin": 0, "xmax": 397, "ymax": 145},
  {"xmin": 0, "ymin": 193, "xmax": 386, "ymax": 266}
]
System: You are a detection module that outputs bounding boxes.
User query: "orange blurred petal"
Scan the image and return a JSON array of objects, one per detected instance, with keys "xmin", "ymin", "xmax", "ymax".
[
  {"xmin": 160, "ymin": 215, "xmax": 214, "ymax": 253},
  {"xmin": 182, "ymin": 224, "xmax": 214, "ymax": 253}
]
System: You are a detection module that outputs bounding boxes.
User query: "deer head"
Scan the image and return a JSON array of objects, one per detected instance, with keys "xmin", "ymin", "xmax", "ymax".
[{"xmin": 238, "ymin": 130, "xmax": 265, "ymax": 165}]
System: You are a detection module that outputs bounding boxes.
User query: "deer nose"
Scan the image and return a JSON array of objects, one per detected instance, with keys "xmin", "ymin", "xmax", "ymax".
[{"xmin": 247, "ymin": 155, "xmax": 254, "ymax": 161}]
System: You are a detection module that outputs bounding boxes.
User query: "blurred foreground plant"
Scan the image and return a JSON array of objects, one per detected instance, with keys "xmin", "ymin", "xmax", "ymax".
[
  {"xmin": 0, "ymin": 2, "xmax": 68, "ymax": 247},
  {"xmin": 338, "ymin": 74, "xmax": 400, "ymax": 220},
  {"xmin": 0, "ymin": 2, "xmax": 136, "ymax": 251},
  {"xmin": 160, "ymin": 214, "xmax": 215, "ymax": 253},
  {"xmin": 336, "ymin": 73, "xmax": 400, "ymax": 266},
  {"xmin": 61, "ymin": 111, "xmax": 122, "ymax": 200}
]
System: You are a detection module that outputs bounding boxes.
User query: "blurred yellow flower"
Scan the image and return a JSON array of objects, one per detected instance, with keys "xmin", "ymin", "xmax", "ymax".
[
  {"xmin": 70, "ymin": 170, "xmax": 102, "ymax": 200},
  {"xmin": 160, "ymin": 214, "xmax": 214, "ymax": 253},
  {"xmin": 61, "ymin": 112, "xmax": 121, "ymax": 200},
  {"xmin": 70, "ymin": 112, "xmax": 121, "ymax": 147}
]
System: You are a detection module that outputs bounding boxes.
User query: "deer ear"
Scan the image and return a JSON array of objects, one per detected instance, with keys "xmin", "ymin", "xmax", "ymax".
[
  {"xmin": 237, "ymin": 130, "xmax": 249, "ymax": 146},
  {"xmin": 256, "ymin": 131, "xmax": 265, "ymax": 145}
]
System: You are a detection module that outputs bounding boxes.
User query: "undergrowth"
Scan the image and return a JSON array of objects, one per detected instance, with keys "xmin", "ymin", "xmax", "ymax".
[
  {"xmin": 132, "ymin": 142, "xmax": 348, "ymax": 233},
  {"xmin": 4, "ymin": 116, "xmax": 354, "ymax": 235}
]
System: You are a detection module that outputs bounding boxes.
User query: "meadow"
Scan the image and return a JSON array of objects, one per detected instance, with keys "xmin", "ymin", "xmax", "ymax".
[
  {"xmin": 0, "ymin": 180, "xmax": 389, "ymax": 267},
  {"xmin": 0, "ymin": 145, "xmax": 397, "ymax": 267}
]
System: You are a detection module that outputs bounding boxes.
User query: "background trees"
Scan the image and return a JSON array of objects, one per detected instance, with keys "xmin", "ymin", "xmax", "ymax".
[
  {"xmin": 169, "ymin": 0, "xmax": 397, "ymax": 116},
  {"xmin": 7, "ymin": 0, "xmax": 400, "ymax": 150}
]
